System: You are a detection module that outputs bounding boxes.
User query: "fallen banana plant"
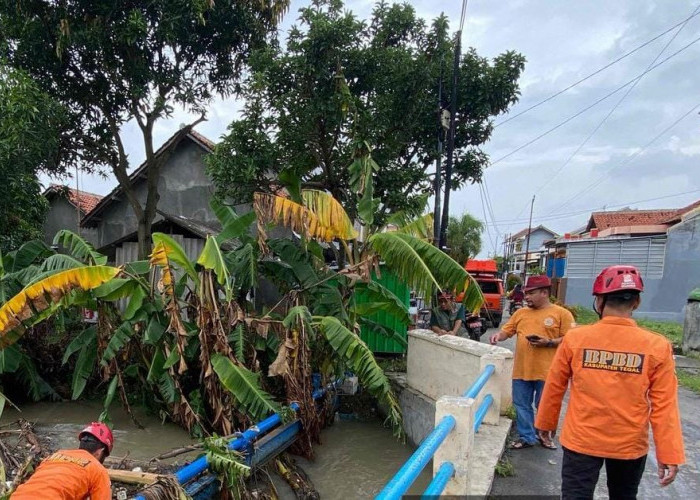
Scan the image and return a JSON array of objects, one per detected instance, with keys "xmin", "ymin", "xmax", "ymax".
[{"xmin": 0, "ymin": 266, "xmax": 120, "ymax": 348}]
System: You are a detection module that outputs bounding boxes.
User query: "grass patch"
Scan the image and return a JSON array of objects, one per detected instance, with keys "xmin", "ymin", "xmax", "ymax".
[
  {"xmin": 568, "ymin": 306, "xmax": 684, "ymax": 347},
  {"xmin": 495, "ymin": 456, "xmax": 515, "ymax": 477},
  {"xmin": 504, "ymin": 404, "xmax": 516, "ymax": 420},
  {"xmin": 637, "ymin": 319, "xmax": 683, "ymax": 346},
  {"xmin": 677, "ymin": 370, "xmax": 700, "ymax": 394},
  {"xmin": 569, "ymin": 305, "xmax": 597, "ymax": 325}
]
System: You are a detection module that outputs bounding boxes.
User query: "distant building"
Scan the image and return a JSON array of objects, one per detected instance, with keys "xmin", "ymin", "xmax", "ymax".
[
  {"xmin": 79, "ymin": 129, "xmax": 221, "ymax": 263},
  {"xmin": 505, "ymin": 225, "xmax": 558, "ymax": 277},
  {"xmin": 548, "ymin": 201, "xmax": 700, "ymax": 322},
  {"xmin": 42, "ymin": 185, "xmax": 102, "ymax": 247}
]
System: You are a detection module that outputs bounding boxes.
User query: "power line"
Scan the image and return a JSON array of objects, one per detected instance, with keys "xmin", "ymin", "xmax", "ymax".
[
  {"xmin": 481, "ymin": 188, "xmax": 700, "ymax": 226},
  {"xmin": 494, "ymin": 9, "xmax": 700, "ymax": 128},
  {"xmin": 513, "ymin": 3, "xmax": 700, "ymax": 220},
  {"xmin": 488, "ymin": 33, "xmax": 700, "ymax": 167},
  {"xmin": 459, "ymin": 0, "xmax": 469, "ymax": 32},
  {"xmin": 546, "ymin": 101, "xmax": 700, "ymax": 216},
  {"xmin": 478, "ymin": 182, "xmax": 497, "ymax": 253}
]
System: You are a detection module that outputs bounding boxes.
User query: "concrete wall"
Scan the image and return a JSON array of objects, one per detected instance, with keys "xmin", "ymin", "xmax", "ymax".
[
  {"xmin": 407, "ymin": 330, "xmax": 513, "ymax": 414},
  {"xmin": 43, "ymin": 197, "xmax": 99, "ymax": 247},
  {"xmin": 562, "ymin": 215, "xmax": 700, "ymax": 323},
  {"xmin": 95, "ymin": 139, "xmax": 216, "ymax": 248}
]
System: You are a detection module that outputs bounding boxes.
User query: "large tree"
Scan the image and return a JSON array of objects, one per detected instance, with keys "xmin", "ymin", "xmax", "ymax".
[
  {"xmin": 0, "ymin": 0, "xmax": 289, "ymax": 257},
  {"xmin": 0, "ymin": 66, "xmax": 68, "ymax": 252},
  {"xmin": 446, "ymin": 213, "xmax": 484, "ymax": 266},
  {"xmin": 207, "ymin": 0, "xmax": 525, "ymax": 226}
]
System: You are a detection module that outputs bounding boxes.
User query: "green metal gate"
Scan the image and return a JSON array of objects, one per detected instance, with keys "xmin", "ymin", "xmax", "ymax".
[{"xmin": 354, "ymin": 268, "xmax": 410, "ymax": 354}]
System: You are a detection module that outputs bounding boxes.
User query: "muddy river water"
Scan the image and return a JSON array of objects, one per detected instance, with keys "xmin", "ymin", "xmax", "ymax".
[{"xmin": 1, "ymin": 401, "xmax": 430, "ymax": 499}]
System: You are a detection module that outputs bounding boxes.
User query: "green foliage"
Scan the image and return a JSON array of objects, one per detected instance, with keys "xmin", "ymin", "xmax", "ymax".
[
  {"xmin": 152, "ymin": 233, "xmax": 199, "ymax": 283},
  {"xmin": 207, "ymin": 0, "xmax": 525, "ymax": 225},
  {"xmin": 101, "ymin": 321, "xmax": 135, "ymax": 366},
  {"xmin": 197, "ymin": 236, "xmax": 231, "ymax": 298},
  {"xmin": 0, "ymin": 66, "xmax": 65, "ymax": 253},
  {"xmin": 71, "ymin": 336, "xmax": 97, "ymax": 400},
  {"xmin": 637, "ymin": 319, "xmax": 683, "ymax": 347},
  {"xmin": 53, "ymin": 230, "xmax": 108, "ymax": 266},
  {"xmin": 369, "ymin": 232, "xmax": 484, "ymax": 312},
  {"xmin": 211, "ymin": 353, "xmax": 281, "ymax": 422},
  {"xmin": 1, "ymin": 0, "xmax": 288, "ymax": 255},
  {"xmin": 353, "ymin": 281, "xmax": 411, "ymax": 326},
  {"xmin": 446, "ymin": 214, "xmax": 484, "ymax": 266},
  {"xmin": 315, "ymin": 316, "xmax": 403, "ymax": 436},
  {"xmin": 677, "ymin": 370, "xmax": 700, "ymax": 394},
  {"xmin": 204, "ymin": 435, "xmax": 251, "ymax": 496},
  {"xmin": 506, "ymin": 274, "xmax": 521, "ymax": 291},
  {"xmin": 495, "ymin": 456, "xmax": 516, "ymax": 477}
]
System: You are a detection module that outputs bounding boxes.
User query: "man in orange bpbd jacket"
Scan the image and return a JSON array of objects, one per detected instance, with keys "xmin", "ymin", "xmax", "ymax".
[
  {"xmin": 11, "ymin": 422, "xmax": 113, "ymax": 500},
  {"xmin": 536, "ymin": 265, "xmax": 685, "ymax": 499}
]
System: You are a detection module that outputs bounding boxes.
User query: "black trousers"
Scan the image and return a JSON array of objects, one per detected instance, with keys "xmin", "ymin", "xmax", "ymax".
[{"xmin": 562, "ymin": 446, "xmax": 647, "ymax": 500}]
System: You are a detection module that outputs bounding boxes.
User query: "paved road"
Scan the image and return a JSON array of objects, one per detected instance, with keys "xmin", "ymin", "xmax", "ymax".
[{"xmin": 482, "ymin": 315, "xmax": 700, "ymax": 499}]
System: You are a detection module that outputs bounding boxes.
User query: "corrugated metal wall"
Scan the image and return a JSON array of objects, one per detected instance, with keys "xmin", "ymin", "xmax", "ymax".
[
  {"xmin": 355, "ymin": 269, "xmax": 410, "ymax": 354},
  {"xmin": 566, "ymin": 237, "xmax": 666, "ymax": 279}
]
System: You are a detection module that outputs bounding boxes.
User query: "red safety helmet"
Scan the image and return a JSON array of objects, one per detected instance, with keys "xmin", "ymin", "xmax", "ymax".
[
  {"xmin": 592, "ymin": 265, "xmax": 644, "ymax": 295},
  {"xmin": 79, "ymin": 422, "xmax": 114, "ymax": 454}
]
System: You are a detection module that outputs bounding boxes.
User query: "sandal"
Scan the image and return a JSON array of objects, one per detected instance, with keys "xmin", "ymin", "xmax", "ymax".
[
  {"xmin": 537, "ymin": 436, "xmax": 557, "ymax": 450},
  {"xmin": 509, "ymin": 439, "xmax": 534, "ymax": 450}
]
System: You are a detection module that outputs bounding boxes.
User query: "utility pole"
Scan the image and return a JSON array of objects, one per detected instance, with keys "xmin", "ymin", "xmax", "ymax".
[
  {"xmin": 433, "ymin": 58, "xmax": 445, "ymax": 245},
  {"xmin": 438, "ymin": 31, "xmax": 462, "ymax": 250},
  {"xmin": 522, "ymin": 195, "xmax": 536, "ymax": 285}
]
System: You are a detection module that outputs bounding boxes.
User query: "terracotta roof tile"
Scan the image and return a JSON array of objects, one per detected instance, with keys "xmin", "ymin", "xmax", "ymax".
[
  {"xmin": 46, "ymin": 185, "xmax": 103, "ymax": 214},
  {"xmin": 588, "ymin": 210, "xmax": 678, "ymax": 230}
]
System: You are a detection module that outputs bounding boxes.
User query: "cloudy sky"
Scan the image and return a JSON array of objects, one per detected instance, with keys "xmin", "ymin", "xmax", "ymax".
[{"xmin": 55, "ymin": 0, "xmax": 700, "ymax": 257}]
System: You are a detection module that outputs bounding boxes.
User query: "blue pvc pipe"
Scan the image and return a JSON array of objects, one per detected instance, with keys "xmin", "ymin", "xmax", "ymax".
[
  {"xmin": 375, "ymin": 415, "xmax": 456, "ymax": 500},
  {"xmin": 136, "ymin": 381, "xmax": 341, "ymax": 500},
  {"xmin": 422, "ymin": 461, "xmax": 455, "ymax": 498},
  {"xmin": 473, "ymin": 394, "xmax": 494, "ymax": 433},
  {"xmin": 463, "ymin": 364, "xmax": 495, "ymax": 399}
]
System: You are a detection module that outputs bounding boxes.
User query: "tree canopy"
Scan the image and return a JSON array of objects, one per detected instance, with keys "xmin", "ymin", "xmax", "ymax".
[
  {"xmin": 207, "ymin": 0, "xmax": 526, "ymax": 226},
  {"xmin": 446, "ymin": 213, "xmax": 484, "ymax": 266},
  {"xmin": 0, "ymin": 0, "xmax": 289, "ymax": 256},
  {"xmin": 0, "ymin": 66, "xmax": 68, "ymax": 252}
]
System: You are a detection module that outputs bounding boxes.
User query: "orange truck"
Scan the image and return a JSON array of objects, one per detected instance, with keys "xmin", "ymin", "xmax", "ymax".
[{"xmin": 465, "ymin": 259, "xmax": 505, "ymax": 327}]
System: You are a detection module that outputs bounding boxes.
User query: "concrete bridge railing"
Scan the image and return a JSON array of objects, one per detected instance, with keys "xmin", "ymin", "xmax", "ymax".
[{"xmin": 379, "ymin": 329, "xmax": 514, "ymax": 497}]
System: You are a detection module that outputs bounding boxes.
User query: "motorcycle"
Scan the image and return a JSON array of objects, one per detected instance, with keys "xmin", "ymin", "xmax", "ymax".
[
  {"xmin": 465, "ymin": 313, "xmax": 484, "ymax": 341},
  {"xmin": 509, "ymin": 300, "xmax": 523, "ymax": 315}
]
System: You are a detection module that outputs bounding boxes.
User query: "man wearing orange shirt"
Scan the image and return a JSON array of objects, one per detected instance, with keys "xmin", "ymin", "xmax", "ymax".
[
  {"xmin": 536, "ymin": 266, "xmax": 685, "ymax": 499},
  {"xmin": 12, "ymin": 422, "xmax": 113, "ymax": 500},
  {"xmin": 490, "ymin": 275, "xmax": 575, "ymax": 449}
]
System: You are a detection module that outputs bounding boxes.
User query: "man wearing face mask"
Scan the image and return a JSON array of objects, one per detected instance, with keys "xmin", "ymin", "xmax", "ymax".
[{"xmin": 536, "ymin": 266, "xmax": 685, "ymax": 499}]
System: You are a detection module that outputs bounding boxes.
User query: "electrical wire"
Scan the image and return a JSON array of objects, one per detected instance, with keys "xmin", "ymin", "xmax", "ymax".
[
  {"xmin": 478, "ymin": 182, "xmax": 497, "ymax": 253},
  {"xmin": 546, "ymin": 101, "xmax": 700, "ymax": 216},
  {"xmin": 494, "ymin": 9, "xmax": 700, "ymax": 128},
  {"xmin": 480, "ymin": 188, "xmax": 700, "ymax": 226},
  {"xmin": 488, "ymin": 33, "xmax": 700, "ymax": 167},
  {"xmin": 511, "ymin": 3, "xmax": 700, "ymax": 220}
]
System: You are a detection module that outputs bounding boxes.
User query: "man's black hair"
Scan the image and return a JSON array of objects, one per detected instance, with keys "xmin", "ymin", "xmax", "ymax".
[
  {"xmin": 79, "ymin": 434, "xmax": 107, "ymax": 455},
  {"xmin": 604, "ymin": 291, "xmax": 640, "ymax": 308}
]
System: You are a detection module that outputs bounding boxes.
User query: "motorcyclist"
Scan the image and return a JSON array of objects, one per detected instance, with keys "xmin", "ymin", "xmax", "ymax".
[
  {"xmin": 11, "ymin": 422, "xmax": 113, "ymax": 499},
  {"xmin": 508, "ymin": 283, "xmax": 525, "ymax": 313}
]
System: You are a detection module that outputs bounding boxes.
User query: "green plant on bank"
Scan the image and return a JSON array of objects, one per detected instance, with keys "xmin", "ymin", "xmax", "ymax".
[
  {"xmin": 504, "ymin": 404, "xmax": 516, "ymax": 421},
  {"xmin": 495, "ymin": 456, "xmax": 515, "ymax": 477},
  {"xmin": 204, "ymin": 435, "xmax": 252, "ymax": 499},
  {"xmin": 676, "ymin": 370, "xmax": 700, "ymax": 394}
]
